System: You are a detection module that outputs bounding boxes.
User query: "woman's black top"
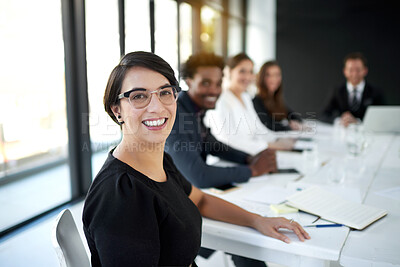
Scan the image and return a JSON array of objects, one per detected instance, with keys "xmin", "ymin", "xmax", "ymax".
[
  {"xmin": 82, "ymin": 150, "xmax": 202, "ymax": 267},
  {"xmin": 252, "ymin": 95, "xmax": 302, "ymax": 131}
]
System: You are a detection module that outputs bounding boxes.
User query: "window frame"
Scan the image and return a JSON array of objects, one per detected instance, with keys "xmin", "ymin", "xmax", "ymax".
[{"xmin": 0, "ymin": 0, "xmax": 249, "ymax": 238}]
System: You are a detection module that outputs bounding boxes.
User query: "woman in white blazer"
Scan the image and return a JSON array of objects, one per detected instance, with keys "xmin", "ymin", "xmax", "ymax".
[{"xmin": 205, "ymin": 53, "xmax": 294, "ymax": 155}]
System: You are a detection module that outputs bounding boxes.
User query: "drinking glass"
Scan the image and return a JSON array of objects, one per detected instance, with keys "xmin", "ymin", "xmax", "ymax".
[{"xmin": 346, "ymin": 123, "xmax": 366, "ymax": 157}]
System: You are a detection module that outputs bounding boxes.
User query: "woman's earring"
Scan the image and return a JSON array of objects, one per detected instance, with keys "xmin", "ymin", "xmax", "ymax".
[{"xmin": 117, "ymin": 115, "xmax": 124, "ymax": 125}]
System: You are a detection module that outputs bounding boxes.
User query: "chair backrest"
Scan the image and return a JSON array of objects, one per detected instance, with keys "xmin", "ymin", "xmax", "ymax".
[{"xmin": 51, "ymin": 209, "xmax": 91, "ymax": 267}]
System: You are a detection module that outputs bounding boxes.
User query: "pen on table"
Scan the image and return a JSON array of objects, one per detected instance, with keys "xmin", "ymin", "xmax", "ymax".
[
  {"xmin": 293, "ymin": 175, "xmax": 304, "ymax": 182},
  {"xmin": 320, "ymin": 160, "xmax": 329, "ymax": 167},
  {"xmin": 303, "ymin": 224, "xmax": 344, "ymax": 228}
]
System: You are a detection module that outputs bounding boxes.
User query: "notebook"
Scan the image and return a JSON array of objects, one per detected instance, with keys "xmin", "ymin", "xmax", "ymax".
[
  {"xmin": 363, "ymin": 106, "xmax": 400, "ymax": 133},
  {"xmin": 286, "ymin": 186, "xmax": 387, "ymax": 230}
]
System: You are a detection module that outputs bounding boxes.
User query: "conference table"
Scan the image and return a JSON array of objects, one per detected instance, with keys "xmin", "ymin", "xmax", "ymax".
[{"xmin": 201, "ymin": 121, "xmax": 400, "ymax": 267}]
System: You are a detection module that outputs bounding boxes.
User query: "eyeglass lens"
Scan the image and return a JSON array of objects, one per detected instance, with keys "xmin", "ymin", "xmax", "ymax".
[{"xmin": 128, "ymin": 87, "xmax": 177, "ymax": 108}]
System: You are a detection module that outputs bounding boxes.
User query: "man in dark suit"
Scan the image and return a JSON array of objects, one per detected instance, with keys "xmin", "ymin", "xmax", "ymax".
[
  {"xmin": 166, "ymin": 52, "xmax": 277, "ymax": 189},
  {"xmin": 165, "ymin": 52, "xmax": 275, "ymax": 267},
  {"xmin": 322, "ymin": 52, "xmax": 384, "ymax": 126}
]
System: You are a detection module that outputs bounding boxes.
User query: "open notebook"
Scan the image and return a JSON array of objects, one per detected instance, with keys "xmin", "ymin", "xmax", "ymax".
[{"xmin": 286, "ymin": 186, "xmax": 387, "ymax": 230}]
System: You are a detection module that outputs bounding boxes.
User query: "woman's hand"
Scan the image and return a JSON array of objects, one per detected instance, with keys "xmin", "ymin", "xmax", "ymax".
[
  {"xmin": 289, "ymin": 120, "xmax": 302, "ymax": 131},
  {"xmin": 268, "ymin": 138, "xmax": 296, "ymax": 151},
  {"xmin": 191, "ymin": 188, "xmax": 310, "ymax": 244},
  {"xmin": 251, "ymin": 216, "xmax": 311, "ymax": 243}
]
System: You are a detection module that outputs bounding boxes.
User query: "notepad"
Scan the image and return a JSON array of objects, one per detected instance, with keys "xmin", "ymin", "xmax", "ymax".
[
  {"xmin": 270, "ymin": 203, "xmax": 299, "ymax": 214},
  {"xmin": 286, "ymin": 186, "xmax": 388, "ymax": 230}
]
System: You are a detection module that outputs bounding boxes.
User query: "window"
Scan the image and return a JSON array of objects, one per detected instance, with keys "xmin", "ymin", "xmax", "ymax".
[
  {"xmin": 0, "ymin": 0, "xmax": 253, "ymax": 236},
  {"xmin": 155, "ymin": 0, "xmax": 179, "ymax": 74},
  {"xmin": 201, "ymin": 5, "xmax": 223, "ymax": 55},
  {"xmin": 0, "ymin": 0, "xmax": 70, "ymax": 232},
  {"xmin": 179, "ymin": 2, "xmax": 193, "ymax": 65},
  {"xmin": 85, "ymin": 0, "xmax": 121, "ymax": 164},
  {"xmin": 228, "ymin": 17, "xmax": 243, "ymax": 56},
  {"xmin": 178, "ymin": 2, "xmax": 193, "ymax": 91},
  {"xmin": 227, "ymin": 0, "xmax": 244, "ymax": 56},
  {"xmin": 229, "ymin": 0, "xmax": 242, "ymax": 18},
  {"xmin": 125, "ymin": 0, "xmax": 151, "ymax": 53}
]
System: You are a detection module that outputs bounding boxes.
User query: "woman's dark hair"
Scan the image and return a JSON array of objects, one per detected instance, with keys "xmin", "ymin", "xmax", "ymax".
[
  {"xmin": 256, "ymin": 60, "xmax": 287, "ymax": 120},
  {"xmin": 104, "ymin": 51, "xmax": 178, "ymax": 125},
  {"xmin": 226, "ymin": 52, "xmax": 253, "ymax": 70},
  {"xmin": 180, "ymin": 52, "xmax": 225, "ymax": 79}
]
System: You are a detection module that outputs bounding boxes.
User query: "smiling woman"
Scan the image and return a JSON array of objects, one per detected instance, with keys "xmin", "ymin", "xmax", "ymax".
[
  {"xmin": 82, "ymin": 51, "xmax": 309, "ymax": 267},
  {"xmin": 82, "ymin": 51, "xmax": 202, "ymax": 266}
]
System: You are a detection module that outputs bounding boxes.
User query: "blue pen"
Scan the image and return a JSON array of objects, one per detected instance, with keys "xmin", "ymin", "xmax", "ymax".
[{"xmin": 303, "ymin": 224, "xmax": 344, "ymax": 228}]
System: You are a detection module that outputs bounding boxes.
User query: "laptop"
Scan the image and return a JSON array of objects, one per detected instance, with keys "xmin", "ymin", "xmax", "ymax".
[{"xmin": 363, "ymin": 106, "xmax": 400, "ymax": 133}]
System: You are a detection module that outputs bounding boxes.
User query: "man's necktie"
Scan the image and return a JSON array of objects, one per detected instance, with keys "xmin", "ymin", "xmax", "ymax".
[{"xmin": 350, "ymin": 88, "xmax": 359, "ymax": 112}]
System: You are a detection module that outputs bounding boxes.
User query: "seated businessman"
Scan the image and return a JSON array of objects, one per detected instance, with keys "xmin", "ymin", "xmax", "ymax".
[
  {"xmin": 166, "ymin": 51, "xmax": 277, "ymax": 189},
  {"xmin": 165, "ymin": 51, "xmax": 276, "ymax": 267},
  {"xmin": 321, "ymin": 52, "xmax": 384, "ymax": 127}
]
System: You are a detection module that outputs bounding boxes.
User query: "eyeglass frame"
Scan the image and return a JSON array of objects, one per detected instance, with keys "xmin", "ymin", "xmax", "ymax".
[{"xmin": 118, "ymin": 84, "xmax": 181, "ymax": 109}]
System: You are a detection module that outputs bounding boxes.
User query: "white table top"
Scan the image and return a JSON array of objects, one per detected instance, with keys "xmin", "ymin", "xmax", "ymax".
[
  {"xmin": 202, "ymin": 173, "xmax": 350, "ymax": 267},
  {"xmin": 340, "ymin": 135, "xmax": 400, "ymax": 267},
  {"xmin": 201, "ymin": 122, "xmax": 400, "ymax": 267}
]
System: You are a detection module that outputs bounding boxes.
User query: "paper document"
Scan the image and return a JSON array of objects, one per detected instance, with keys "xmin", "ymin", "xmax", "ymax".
[
  {"xmin": 244, "ymin": 185, "xmax": 296, "ymax": 204},
  {"xmin": 286, "ymin": 186, "xmax": 387, "ymax": 230}
]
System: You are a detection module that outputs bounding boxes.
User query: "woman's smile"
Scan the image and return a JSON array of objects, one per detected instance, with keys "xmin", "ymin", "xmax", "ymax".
[{"xmin": 142, "ymin": 117, "xmax": 168, "ymax": 130}]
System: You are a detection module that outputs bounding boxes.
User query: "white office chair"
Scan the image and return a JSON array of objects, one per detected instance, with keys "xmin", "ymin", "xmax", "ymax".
[{"xmin": 52, "ymin": 209, "xmax": 91, "ymax": 267}]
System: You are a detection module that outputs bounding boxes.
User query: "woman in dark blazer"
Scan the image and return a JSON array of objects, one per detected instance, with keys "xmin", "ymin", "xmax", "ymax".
[{"xmin": 253, "ymin": 61, "xmax": 302, "ymax": 131}]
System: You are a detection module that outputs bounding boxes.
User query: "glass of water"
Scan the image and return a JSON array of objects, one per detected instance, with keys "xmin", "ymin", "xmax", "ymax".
[
  {"xmin": 346, "ymin": 122, "xmax": 366, "ymax": 157},
  {"xmin": 327, "ymin": 158, "xmax": 346, "ymax": 184}
]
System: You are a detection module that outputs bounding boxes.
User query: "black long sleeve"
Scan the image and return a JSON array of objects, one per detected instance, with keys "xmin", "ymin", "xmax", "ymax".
[{"xmin": 253, "ymin": 95, "xmax": 300, "ymax": 131}]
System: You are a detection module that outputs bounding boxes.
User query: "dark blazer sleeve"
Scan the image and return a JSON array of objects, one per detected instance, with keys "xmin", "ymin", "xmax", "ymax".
[
  {"xmin": 253, "ymin": 96, "xmax": 272, "ymax": 128},
  {"xmin": 166, "ymin": 129, "xmax": 251, "ymax": 188},
  {"xmin": 361, "ymin": 83, "xmax": 385, "ymax": 107},
  {"xmin": 165, "ymin": 96, "xmax": 252, "ymax": 188},
  {"xmin": 252, "ymin": 96, "xmax": 292, "ymax": 131},
  {"xmin": 287, "ymin": 108, "xmax": 302, "ymax": 122},
  {"xmin": 203, "ymin": 127, "xmax": 250, "ymax": 164}
]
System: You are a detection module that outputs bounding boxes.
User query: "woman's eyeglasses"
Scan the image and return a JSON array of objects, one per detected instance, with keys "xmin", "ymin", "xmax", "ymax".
[{"xmin": 118, "ymin": 85, "xmax": 181, "ymax": 109}]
